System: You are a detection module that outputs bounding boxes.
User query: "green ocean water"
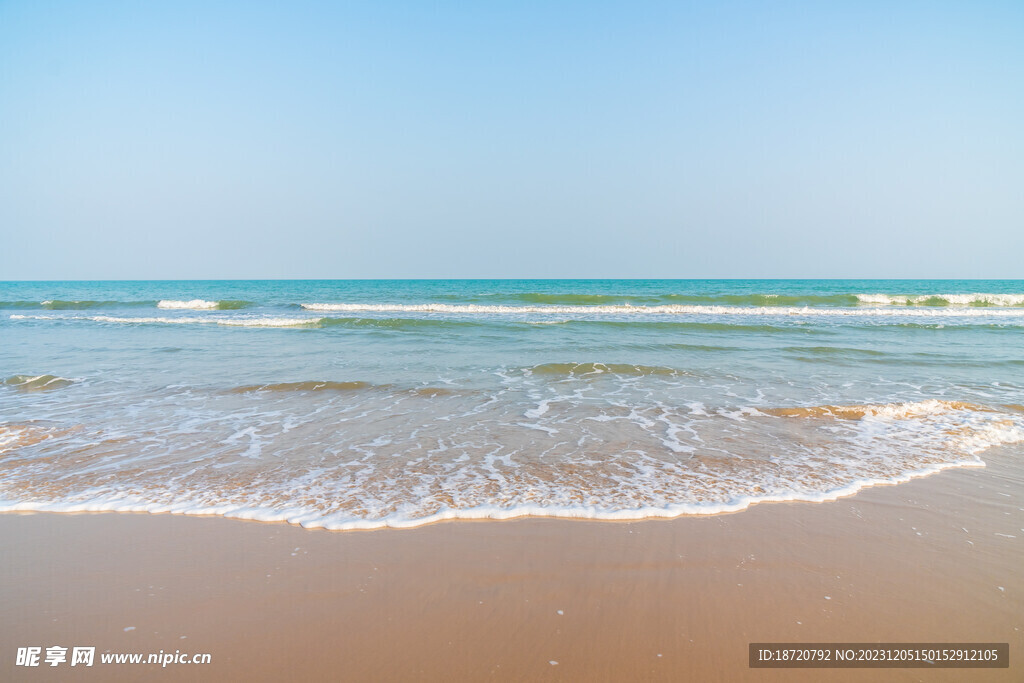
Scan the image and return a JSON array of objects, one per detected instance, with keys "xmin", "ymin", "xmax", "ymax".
[{"xmin": 1, "ymin": 280, "xmax": 1022, "ymax": 529}]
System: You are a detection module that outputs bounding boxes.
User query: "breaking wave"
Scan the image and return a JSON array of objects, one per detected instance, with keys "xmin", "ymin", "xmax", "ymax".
[
  {"xmin": 2, "ymin": 375, "xmax": 76, "ymax": 392},
  {"xmin": 856, "ymin": 293, "xmax": 1024, "ymax": 307},
  {"xmin": 157, "ymin": 299, "xmax": 252, "ymax": 310}
]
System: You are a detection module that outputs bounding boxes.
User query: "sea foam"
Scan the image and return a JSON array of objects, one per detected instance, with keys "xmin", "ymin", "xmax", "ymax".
[{"xmin": 1, "ymin": 397, "xmax": 1020, "ymax": 531}]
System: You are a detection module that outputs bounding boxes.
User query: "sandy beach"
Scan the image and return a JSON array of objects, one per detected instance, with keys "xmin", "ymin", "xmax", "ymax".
[{"xmin": 3, "ymin": 444, "xmax": 1020, "ymax": 682}]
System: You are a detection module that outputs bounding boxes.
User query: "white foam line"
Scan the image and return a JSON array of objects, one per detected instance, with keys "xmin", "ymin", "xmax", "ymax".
[
  {"xmin": 857, "ymin": 293, "xmax": 1024, "ymax": 306},
  {"xmin": 10, "ymin": 315, "xmax": 319, "ymax": 328},
  {"xmin": 157, "ymin": 299, "xmax": 219, "ymax": 310},
  {"xmin": 300, "ymin": 303, "xmax": 1024, "ymax": 318},
  {"xmin": 0, "ymin": 457, "xmax": 985, "ymax": 532}
]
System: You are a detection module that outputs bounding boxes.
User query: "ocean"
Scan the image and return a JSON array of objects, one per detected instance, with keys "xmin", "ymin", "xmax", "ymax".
[{"xmin": 2, "ymin": 279, "xmax": 1023, "ymax": 530}]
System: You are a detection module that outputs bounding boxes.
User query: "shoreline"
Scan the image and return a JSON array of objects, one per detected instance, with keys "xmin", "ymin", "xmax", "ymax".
[
  {"xmin": 3, "ymin": 445, "xmax": 1022, "ymax": 681},
  {"xmin": 0, "ymin": 455, "xmax": 990, "ymax": 532}
]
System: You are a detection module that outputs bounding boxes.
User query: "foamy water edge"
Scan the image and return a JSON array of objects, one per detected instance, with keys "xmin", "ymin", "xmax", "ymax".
[{"xmin": 0, "ymin": 457, "xmax": 990, "ymax": 531}]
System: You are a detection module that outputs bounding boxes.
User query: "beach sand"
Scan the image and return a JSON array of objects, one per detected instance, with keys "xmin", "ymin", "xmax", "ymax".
[{"xmin": 2, "ymin": 446, "xmax": 1021, "ymax": 682}]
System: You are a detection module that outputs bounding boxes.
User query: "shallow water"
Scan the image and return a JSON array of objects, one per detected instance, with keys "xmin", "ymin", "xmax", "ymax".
[{"xmin": 2, "ymin": 280, "xmax": 1023, "ymax": 529}]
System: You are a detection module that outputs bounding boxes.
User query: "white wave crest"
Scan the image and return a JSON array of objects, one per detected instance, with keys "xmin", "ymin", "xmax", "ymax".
[
  {"xmin": 857, "ymin": 293, "xmax": 1024, "ymax": 306},
  {"xmin": 157, "ymin": 299, "xmax": 218, "ymax": 310}
]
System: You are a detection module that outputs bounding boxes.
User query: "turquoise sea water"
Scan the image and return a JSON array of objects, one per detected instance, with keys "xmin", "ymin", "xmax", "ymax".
[{"xmin": 2, "ymin": 280, "xmax": 1023, "ymax": 529}]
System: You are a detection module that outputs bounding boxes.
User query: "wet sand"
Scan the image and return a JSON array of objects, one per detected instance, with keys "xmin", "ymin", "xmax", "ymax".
[{"xmin": 2, "ymin": 446, "xmax": 1022, "ymax": 682}]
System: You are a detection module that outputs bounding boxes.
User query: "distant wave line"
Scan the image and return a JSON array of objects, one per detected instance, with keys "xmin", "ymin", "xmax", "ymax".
[
  {"xmin": 9, "ymin": 314, "xmax": 316, "ymax": 328},
  {"xmin": 299, "ymin": 302, "xmax": 1024, "ymax": 318}
]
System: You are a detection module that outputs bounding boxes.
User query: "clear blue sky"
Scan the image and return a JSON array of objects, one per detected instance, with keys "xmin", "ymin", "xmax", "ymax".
[{"xmin": 1, "ymin": 1, "xmax": 1021, "ymax": 279}]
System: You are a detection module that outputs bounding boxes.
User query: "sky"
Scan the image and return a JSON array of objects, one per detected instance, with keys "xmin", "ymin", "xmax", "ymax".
[{"xmin": 1, "ymin": 1, "xmax": 1022, "ymax": 279}]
